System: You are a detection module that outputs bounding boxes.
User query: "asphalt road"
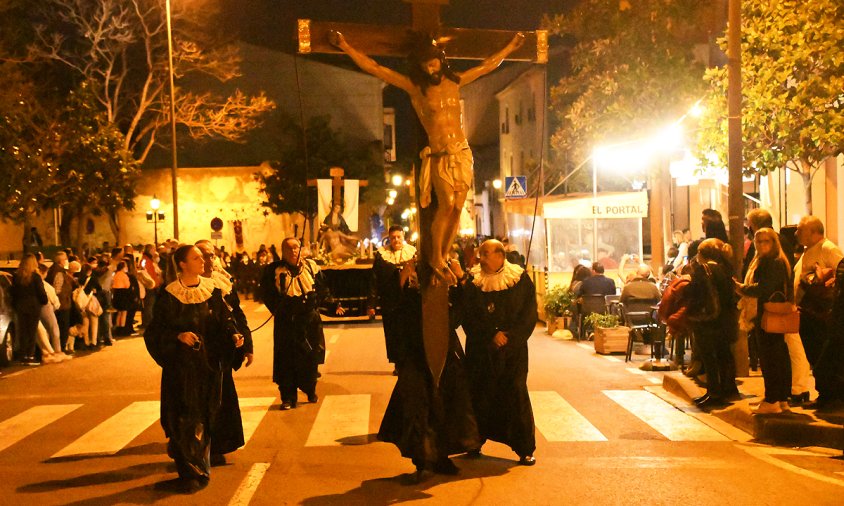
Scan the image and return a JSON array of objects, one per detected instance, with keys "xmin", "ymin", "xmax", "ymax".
[{"xmin": 1, "ymin": 299, "xmax": 843, "ymax": 505}]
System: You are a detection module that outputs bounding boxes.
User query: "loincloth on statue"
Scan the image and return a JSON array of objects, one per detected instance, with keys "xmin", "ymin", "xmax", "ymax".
[{"xmin": 419, "ymin": 140, "xmax": 474, "ymax": 208}]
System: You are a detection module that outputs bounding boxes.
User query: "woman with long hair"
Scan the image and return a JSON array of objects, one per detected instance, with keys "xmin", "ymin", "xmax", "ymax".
[
  {"xmin": 144, "ymin": 244, "xmax": 243, "ymax": 491},
  {"xmin": 686, "ymin": 238, "xmax": 739, "ymax": 410},
  {"xmin": 11, "ymin": 254, "xmax": 48, "ymax": 365},
  {"xmin": 737, "ymin": 228, "xmax": 793, "ymax": 414}
]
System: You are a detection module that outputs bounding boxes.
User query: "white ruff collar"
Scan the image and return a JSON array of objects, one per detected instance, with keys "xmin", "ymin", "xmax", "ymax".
[
  {"xmin": 276, "ymin": 259, "xmax": 319, "ymax": 297},
  {"xmin": 470, "ymin": 261, "xmax": 524, "ymax": 292},
  {"xmin": 378, "ymin": 243, "xmax": 417, "ymax": 265},
  {"xmin": 165, "ymin": 276, "xmax": 217, "ymax": 304},
  {"xmin": 208, "ymin": 269, "xmax": 233, "ymax": 295}
]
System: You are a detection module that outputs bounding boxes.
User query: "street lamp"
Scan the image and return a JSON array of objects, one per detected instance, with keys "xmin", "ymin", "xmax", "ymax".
[
  {"xmin": 164, "ymin": 0, "xmax": 179, "ymax": 239},
  {"xmin": 146, "ymin": 195, "xmax": 166, "ymax": 246},
  {"xmin": 391, "ymin": 174, "xmax": 404, "ymax": 187},
  {"xmin": 492, "ymin": 179, "xmax": 502, "ymax": 190}
]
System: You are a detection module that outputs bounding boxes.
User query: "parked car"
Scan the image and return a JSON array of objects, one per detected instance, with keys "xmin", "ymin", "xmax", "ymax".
[{"xmin": 0, "ymin": 270, "xmax": 15, "ymax": 367}]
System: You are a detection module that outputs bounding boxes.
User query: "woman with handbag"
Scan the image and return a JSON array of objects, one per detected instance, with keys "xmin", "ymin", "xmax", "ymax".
[
  {"xmin": 75, "ymin": 264, "xmax": 103, "ymax": 350},
  {"xmin": 736, "ymin": 228, "xmax": 795, "ymax": 414}
]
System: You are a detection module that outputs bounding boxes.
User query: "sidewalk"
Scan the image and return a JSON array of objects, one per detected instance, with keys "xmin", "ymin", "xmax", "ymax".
[{"xmin": 663, "ymin": 370, "xmax": 844, "ymax": 450}]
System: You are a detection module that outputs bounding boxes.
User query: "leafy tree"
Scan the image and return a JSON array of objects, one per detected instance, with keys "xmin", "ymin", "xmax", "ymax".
[
  {"xmin": 0, "ymin": 66, "xmax": 139, "ymax": 247},
  {"xmin": 44, "ymin": 85, "xmax": 140, "ymax": 246},
  {"xmin": 545, "ymin": 0, "xmax": 713, "ymax": 183},
  {"xmin": 696, "ymin": 0, "xmax": 844, "ymax": 214},
  {"xmin": 255, "ymin": 115, "xmax": 385, "ymax": 239},
  {"xmin": 0, "ymin": 65, "xmax": 63, "ymax": 249}
]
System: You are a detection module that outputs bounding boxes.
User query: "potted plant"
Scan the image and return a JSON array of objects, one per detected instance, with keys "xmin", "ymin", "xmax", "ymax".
[
  {"xmin": 585, "ymin": 313, "xmax": 629, "ymax": 354},
  {"xmin": 543, "ymin": 285, "xmax": 575, "ymax": 334}
]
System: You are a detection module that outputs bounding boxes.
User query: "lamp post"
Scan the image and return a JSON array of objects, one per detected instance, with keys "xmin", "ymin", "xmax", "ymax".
[
  {"xmin": 164, "ymin": 0, "xmax": 179, "ymax": 239},
  {"xmin": 146, "ymin": 195, "xmax": 165, "ymax": 246}
]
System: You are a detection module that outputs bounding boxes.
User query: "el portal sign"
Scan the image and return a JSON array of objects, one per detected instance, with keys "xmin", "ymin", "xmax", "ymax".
[{"xmin": 543, "ymin": 191, "xmax": 649, "ymax": 219}]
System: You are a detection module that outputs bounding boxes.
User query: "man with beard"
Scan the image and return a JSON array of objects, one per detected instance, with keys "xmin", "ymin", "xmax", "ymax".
[
  {"xmin": 330, "ymin": 30, "xmax": 524, "ymax": 283},
  {"xmin": 368, "ymin": 225, "xmax": 417, "ymax": 374},
  {"xmin": 259, "ymin": 238, "xmax": 326, "ymax": 410},
  {"xmin": 451, "ymin": 239, "xmax": 537, "ymax": 466},
  {"xmin": 196, "ymin": 240, "xmax": 253, "ymax": 465}
]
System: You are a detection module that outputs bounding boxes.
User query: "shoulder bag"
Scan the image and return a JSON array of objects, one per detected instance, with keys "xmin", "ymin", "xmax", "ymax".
[{"xmin": 761, "ymin": 272, "xmax": 800, "ymax": 334}]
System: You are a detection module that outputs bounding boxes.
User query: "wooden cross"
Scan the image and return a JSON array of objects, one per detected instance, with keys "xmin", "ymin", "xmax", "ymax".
[
  {"xmin": 306, "ymin": 167, "xmax": 368, "ymax": 212},
  {"xmin": 298, "ymin": 0, "xmax": 547, "ymax": 387}
]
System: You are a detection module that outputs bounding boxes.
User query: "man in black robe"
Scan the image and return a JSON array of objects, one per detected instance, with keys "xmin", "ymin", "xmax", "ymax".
[
  {"xmin": 452, "ymin": 239, "xmax": 538, "ymax": 466},
  {"xmin": 196, "ymin": 240, "xmax": 254, "ymax": 464},
  {"xmin": 368, "ymin": 225, "xmax": 417, "ymax": 374},
  {"xmin": 377, "ymin": 260, "xmax": 480, "ymax": 480},
  {"xmin": 259, "ymin": 238, "xmax": 326, "ymax": 410}
]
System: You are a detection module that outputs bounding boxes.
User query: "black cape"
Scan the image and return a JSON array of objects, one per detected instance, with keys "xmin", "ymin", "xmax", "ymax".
[
  {"xmin": 259, "ymin": 260, "xmax": 326, "ymax": 402},
  {"xmin": 369, "ymin": 251, "xmax": 410, "ymax": 364},
  {"xmin": 461, "ymin": 270, "xmax": 537, "ymax": 457},
  {"xmin": 144, "ymin": 284, "xmax": 238, "ymax": 481},
  {"xmin": 212, "ymin": 283, "xmax": 254, "ymax": 456},
  {"xmin": 377, "ymin": 283, "xmax": 480, "ymax": 466}
]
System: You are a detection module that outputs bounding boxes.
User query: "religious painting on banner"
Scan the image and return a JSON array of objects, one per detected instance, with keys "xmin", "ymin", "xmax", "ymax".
[{"xmin": 316, "ymin": 179, "xmax": 360, "ymax": 232}]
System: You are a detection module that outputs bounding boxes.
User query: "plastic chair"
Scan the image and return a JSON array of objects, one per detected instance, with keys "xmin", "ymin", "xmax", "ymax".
[
  {"xmin": 577, "ymin": 294, "xmax": 608, "ymax": 341},
  {"xmin": 621, "ymin": 299, "xmax": 658, "ymax": 362}
]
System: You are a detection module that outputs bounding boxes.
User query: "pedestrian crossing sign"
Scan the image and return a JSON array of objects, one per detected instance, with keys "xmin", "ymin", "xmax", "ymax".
[{"xmin": 505, "ymin": 176, "xmax": 527, "ymax": 199}]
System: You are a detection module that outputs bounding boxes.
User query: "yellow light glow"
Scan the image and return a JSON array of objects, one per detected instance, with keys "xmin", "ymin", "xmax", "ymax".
[
  {"xmin": 689, "ymin": 100, "xmax": 704, "ymax": 118},
  {"xmin": 492, "ymin": 179, "xmax": 502, "ymax": 190},
  {"xmin": 391, "ymin": 174, "xmax": 404, "ymax": 187},
  {"xmin": 150, "ymin": 195, "xmax": 161, "ymax": 211},
  {"xmin": 388, "ymin": 189, "xmax": 398, "ymax": 199}
]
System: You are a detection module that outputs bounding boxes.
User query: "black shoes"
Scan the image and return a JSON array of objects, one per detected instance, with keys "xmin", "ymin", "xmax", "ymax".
[
  {"xmin": 308, "ymin": 393, "xmax": 319, "ymax": 403},
  {"xmin": 280, "ymin": 401, "xmax": 296, "ymax": 410},
  {"xmin": 788, "ymin": 391, "xmax": 810, "ymax": 406},
  {"xmin": 519, "ymin": 455, "xmax": 537, "ymax": 466},
  {"xmin": 210, "ymin": 453, "xmax": 227, "ymax": 467},
  {"xmin": 20, "ymin": 356, "xmax": 41, "ymax": 366},
  {"xmin": 697, "ymin": 395, "xmax": 728, "ymax": 411}
]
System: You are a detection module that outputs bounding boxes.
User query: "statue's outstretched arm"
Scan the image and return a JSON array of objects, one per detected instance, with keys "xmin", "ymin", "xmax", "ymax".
[
  {"xmin": 458, "ymin": 32, "xmax": 525, "ymax": 86},
  {"xmin": 329, "ymin": 30, "xmax": 415, "ymax": 93}
]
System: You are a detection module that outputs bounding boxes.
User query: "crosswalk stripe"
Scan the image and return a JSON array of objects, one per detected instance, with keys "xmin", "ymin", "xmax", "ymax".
[
  {"xmin": 239, "ymin": 397, "xmax": 277, "ymax": 444},
  {"xmin": 603, "ymin": 390, "xmax": 728, "ymax": 441},
  {"xmin": 228, "ymin": 462, "xmax": 271, "ymax": 506},
  {"xmin": 52, "ymin": 401, "xmax": 160, "ymax": 458},
  {"xmin": 305, "ymin": 394, "xmax": 370, "ymax": 447},
  {"xmin": 530, "ymin": 391, "xmax": 607, "ymax": 442},
  {"xmin": 329, "ymin": 334, "xmax": 340, "ymax": 344},
  {"xmin": 0, "ymin": 405, "xmax": 83, "ymax": 453}
]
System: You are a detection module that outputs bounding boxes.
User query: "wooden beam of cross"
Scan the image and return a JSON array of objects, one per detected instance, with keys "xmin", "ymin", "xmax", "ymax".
[{"xmin": 297, "ymin": 3, "xmax": 548, "ymax": 62}]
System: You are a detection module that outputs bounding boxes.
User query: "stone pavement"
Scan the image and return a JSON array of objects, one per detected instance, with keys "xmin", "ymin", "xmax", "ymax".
[{"xmin": 663, "ymin": 370, "xmax": 844, "ymax": 451}]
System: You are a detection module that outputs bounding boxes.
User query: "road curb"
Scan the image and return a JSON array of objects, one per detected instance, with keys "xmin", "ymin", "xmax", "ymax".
[{"xmin": 662, "ymin": 371, "xmax": 844, "ymax": 450}]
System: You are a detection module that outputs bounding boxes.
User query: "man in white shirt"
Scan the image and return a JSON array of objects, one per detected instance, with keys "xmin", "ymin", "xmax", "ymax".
[{"xmin": 794, "ymin": 216, "xmax": 843, "ymax": 366}]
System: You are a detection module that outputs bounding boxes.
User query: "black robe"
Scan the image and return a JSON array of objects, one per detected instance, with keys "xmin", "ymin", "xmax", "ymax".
[
  {"xmin": 211, "ymin": 277, "xmax": 253, "ymax": 456},
  {"xmin": 259, "ymin": 259, "xmax": 327, "ymax": 403},
  {"xmin": 369, "ymin": 249, "xmax": 413, "ymax": 364},
  {"xmin": 144, "ymin": 281, "xmax": 238, "ymax": 482},
  {"xmin": 461, "ymin": 269, "xmax": 537, "ymax": 457},
  {"xmin": 377, "ymin": 283, "xmax": 480, "ymax": 466}
]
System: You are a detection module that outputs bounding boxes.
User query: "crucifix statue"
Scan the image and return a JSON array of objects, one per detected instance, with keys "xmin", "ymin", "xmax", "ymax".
[{"xmin": 298, "ymin": 0, "xmax": 547, "ymax": 385}]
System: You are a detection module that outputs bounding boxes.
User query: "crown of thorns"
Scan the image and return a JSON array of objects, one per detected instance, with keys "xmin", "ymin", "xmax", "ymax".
[{"xmin": 405, "ymin": 31, "xmax": 451, "ymax": 62}]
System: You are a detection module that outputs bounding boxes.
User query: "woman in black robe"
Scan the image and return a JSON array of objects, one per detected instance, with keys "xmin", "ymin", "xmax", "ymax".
[{"xmin": 144, "ymin": 245, "xmax": 243, "ymax": 491}]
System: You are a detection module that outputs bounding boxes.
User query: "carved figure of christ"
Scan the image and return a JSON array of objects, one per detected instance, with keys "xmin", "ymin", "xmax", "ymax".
[{"xmin": 330, "ymin": 30, "xmax": 524, "ymax": 282}]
